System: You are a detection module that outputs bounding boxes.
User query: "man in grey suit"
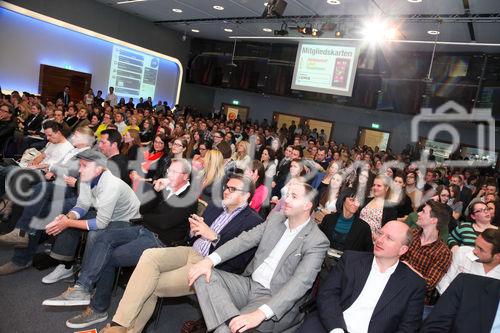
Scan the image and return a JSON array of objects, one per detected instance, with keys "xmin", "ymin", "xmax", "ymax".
[{"xmin": 188, "ymin": 182, "xmax": 329, "ymax": 333}]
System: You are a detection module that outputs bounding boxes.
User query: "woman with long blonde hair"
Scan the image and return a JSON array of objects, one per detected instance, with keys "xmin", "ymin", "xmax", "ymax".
[
  {"xmin": 232, "ymin": 140, "xmax": 251, "ymax": 170},
  {"xmin": 198, "ymin": 149, "xmax": 225, "ymax": 204}
]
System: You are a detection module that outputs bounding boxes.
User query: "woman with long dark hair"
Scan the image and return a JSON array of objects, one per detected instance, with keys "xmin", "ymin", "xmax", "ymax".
[{"xmin": 244, "ymin": 160, "xmax": 268, "ymax": 213}]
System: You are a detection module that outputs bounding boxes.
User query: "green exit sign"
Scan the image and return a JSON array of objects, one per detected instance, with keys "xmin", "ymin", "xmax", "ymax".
[
  {"xmin": 232, "ymin": 100, "xmax": 239, "ymax": 105},
  {"xmin": 371, "ymin": 123, "xmax": 380, "ymax": 129},
  {"xmin": 64, "ymin": 64, "xmax": 72, "ymax": 70}
]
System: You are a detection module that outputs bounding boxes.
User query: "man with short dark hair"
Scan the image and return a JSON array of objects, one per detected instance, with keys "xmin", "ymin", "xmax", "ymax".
[
  {"xmin": 438, "ymin": 228, "xmax": 500, "ymax": 293},
  {"xmin": 113, "ymin": 112, "xmax": 126, "ymax": 134},
  {"xmin": 56, "ymin": 85, "xmax": 71, "ymax": 107},
  {"xmin": 188, "ymin": 182, "xmax": 328, "ymax": 333},
  {"xmin": 450, "ymin": 174, "xmax": 473, "ymax": 213},
  {"xmin": 98, "ymin": 174, "xmax": 263, "ymax": 333},
  {"xmin": 299, "ymin": 221, "xmax": 426, "ymax": 333},
  {"xmin": 401, "ymin": 200, "xmax": 452, "ymax": 317},
  {"xmin": 98, "ymin": 129, "xmax": 130, "ymax": 185},
  {"xmin": 64, "ymin": 105, "xmax": 78, "ymax": 128},
  {"xmin": 314, "ymin": 146, "xmax": 329, "ymax": 170}
]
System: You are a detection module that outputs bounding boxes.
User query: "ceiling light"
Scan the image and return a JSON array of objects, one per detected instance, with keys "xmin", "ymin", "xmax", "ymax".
[
  {"xmin": 116, "ymin": 0, "xmax": 148, "ymax": 4},
  {"xmin": 191, "ymin": 29, "xmax": 200, "ymax": 33},
  {"xmin": 361, "ymin": 19, "xmax": 398, "ymax": 43},
  {"xmin": 427, "ymin": 30, "xmax": 440, "ymax": 35},
  {"xmin": 327, "ymin": 0, "xmax": 341, "ymax": 4},
  {"xmin": 224, "ymin": 28, "xmax": 233, "ymax": 32},
  {"xmin": 264, "ymin": 2, "xmax": 268, "ymax": 5},
  {"xmin": 407, "ymin": 0, "xmax": 422, "ymax": 2},
  {"xmin": 213, "ymin": 5, "xmax": 224, "ymax": 10},
  {"xmin": 262, "ymin": 28, "xmax": 272, "ymax": 32},
  {"xmin": 172, "ymin": 8, "xmax": 182, "ymax": 13}
]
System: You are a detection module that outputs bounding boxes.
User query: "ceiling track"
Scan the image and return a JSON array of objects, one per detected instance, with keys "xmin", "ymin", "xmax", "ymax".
[{"xmin": 154, "ymin": 13, "xmax": 500, "ymax": 25}]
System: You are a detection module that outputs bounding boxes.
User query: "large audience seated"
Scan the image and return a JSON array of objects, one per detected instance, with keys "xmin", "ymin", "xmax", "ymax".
[{"xmin": 0, "ymin": 87, "xmax": 499, "ymax": 333}]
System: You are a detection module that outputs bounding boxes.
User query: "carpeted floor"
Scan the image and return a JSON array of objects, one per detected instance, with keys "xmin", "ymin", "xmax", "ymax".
[{"xmin": 0, "ymin": 244, "xmax": 201, "ymax": 333}]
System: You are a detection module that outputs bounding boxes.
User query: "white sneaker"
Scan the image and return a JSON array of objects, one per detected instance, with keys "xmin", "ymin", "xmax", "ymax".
[{"xmin": 42, "ymin": 264, "xmax": 74, "ymax": 284}]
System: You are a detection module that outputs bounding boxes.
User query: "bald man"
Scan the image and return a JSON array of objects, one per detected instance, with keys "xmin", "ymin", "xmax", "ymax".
[{"xmin": 299, "ymin": 221, "xmax": 426, "ymax": 333}]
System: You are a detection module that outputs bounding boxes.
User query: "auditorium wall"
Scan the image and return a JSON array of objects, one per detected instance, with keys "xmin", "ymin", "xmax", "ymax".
[{"xmin": 211, "ymin": 87, "xmax": 500, "ymax": 155}]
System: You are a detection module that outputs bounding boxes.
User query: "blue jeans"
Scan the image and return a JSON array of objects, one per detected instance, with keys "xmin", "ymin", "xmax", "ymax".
[
  {"xmin": 16, "ymin": 182, "xmax": 78, "ymax": 232},
  {"xmin": 11, "ymin": 209, "xmax": 95, "ymax": 266},
  {"xmin": 75, "ymin": 225, "xmax": 164, "ymax": 313}
]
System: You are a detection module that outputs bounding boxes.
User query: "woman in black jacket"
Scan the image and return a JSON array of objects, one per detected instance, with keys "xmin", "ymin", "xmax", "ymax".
[{"xmin": 320, "ymin": 188, "xmax": 373, "ymax": 253}]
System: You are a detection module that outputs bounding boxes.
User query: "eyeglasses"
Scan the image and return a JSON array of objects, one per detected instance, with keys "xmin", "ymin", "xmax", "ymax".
[
  {"xmin": 172, "ymin": 142, "xmax": 184, "ymax": 148},
  {"xmin": 154, "ymin": 140, "xmax": 165, "ymax": 145},
  {"xmin": 473, "ymin": 208, "xmax": 489, "ymax": 214},
  {"xmin": 224, "ymin": 185, "xmax": 246, "ymax": 193}
]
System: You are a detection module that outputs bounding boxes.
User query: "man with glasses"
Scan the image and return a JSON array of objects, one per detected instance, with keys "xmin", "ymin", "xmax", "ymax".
[
  {"xmin": 299, "ymin": 221, "xmax": 426, "ymax": 333},
  {"xmin": 43, "ymin": 158, "xmax": 197, "ymax": 329},
  {"xmin": 212, "ymin": 130, "xmax": 224, "ymax": 149},
  {"xmin": 98, "ymin": 174, "xmax": 263, "ymax": 333}
]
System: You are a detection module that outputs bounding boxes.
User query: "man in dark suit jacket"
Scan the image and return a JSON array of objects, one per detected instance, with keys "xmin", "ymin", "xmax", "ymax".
[
  {"xmin": 421, "ymin": 273, "xmax": 500, "ymax": 333},
  {"xmin": 450, "ymin": 174, "xmax": 473, "ymax": 214},
  {"xmin": 272, "ymin": 145, "xmax": 293, "ymax": 197},
  {"xmin": 56, "ymin": 85, "xmax": 71, "ymax": 107},
  {"xmin": 299, "ymin": 221, "xmax": 426, "ymax": 333},
  {"xmin": 98, "ymin": 173, "xmax": 264, "ymax": 333},
  {"xmin": 21, "ymin": 104, "xmax": 44, "ymax": 135}
]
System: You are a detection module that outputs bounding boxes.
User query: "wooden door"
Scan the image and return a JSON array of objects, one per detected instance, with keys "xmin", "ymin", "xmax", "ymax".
[{"xmin": 38, "ymin": 64, "xmax": 92, "ymax": 104}]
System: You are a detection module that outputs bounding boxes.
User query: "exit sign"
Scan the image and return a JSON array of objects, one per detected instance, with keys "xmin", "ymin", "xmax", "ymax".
[
  {"xmin": 64, "ymin": 64, "xmax": 72, "ymax": 70},
  {"xmin": 232, "ymin": 100, "xmax": 239, "ymax": 105},
  {"xmin": 371, "ymin": 123, "xmax": 380, "ymax": 129}
]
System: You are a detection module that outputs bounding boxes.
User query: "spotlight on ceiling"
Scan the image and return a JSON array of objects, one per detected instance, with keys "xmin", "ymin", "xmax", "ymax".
[
  {"xmin": 262, "ymin": 0, "xmax": 287, "ymax": 18},
  {"xmin": 335, "ymin": 30, "xmax": 344, "ymax": 37},
  {"xmin": 274, "ymin": 22, "xmax": 289, "ymax": 36},
  {"xmin": 298, "ymin": 24, "xmax": 322, "ymax": 37}
]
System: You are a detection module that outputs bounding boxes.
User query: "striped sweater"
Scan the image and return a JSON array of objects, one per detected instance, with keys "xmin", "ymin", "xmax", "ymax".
[{"xmin": 447, "ymin": 221, "xmax": 479, "ymax": 248}]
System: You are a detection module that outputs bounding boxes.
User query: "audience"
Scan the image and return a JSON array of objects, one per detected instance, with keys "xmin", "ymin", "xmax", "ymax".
[
  {"xmin": 0, "ymin": 87, "xmax": 499, "ymax": 332},
  {"xmin": 99, "ymin": 174, "xmax": 263, "ymax": 333}
]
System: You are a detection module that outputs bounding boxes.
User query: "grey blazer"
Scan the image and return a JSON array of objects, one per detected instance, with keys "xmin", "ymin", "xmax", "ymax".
[{"xmin": 214, "ymin": 211, "xmax": 329, "ymax": 332}]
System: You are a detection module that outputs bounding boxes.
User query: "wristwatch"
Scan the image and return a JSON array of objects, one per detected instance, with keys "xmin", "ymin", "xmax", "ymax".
[{"xmin": 211, "ymin": 233, "xmax": 221, "ymax": 244}]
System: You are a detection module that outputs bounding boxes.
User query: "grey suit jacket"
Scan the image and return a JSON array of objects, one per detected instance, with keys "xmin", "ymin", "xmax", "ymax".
[{"xmin": 213, "ymin": 211, "xmax": 329, "ymax": 331}]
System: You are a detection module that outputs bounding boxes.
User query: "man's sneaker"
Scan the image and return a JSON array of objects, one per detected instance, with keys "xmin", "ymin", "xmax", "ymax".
[
  {"xmin": 0, "ymin": 228, "xmax": 28, "ymax": 248},
  {"xmin": 66, "ymin": 307, "xmax": 108, "ymax": 329},
  {"xmin": 99, "ymin": 323, "xmax": 126, "ymax": 333},
  {"xmin": 42, "ymin": 285, "xmax": 91, "ymax": 306},
  {"xmin": 42, "ymin": 264, "xmax": 74, "ymax": 284},
  {"xmin": 0, "ymin": 261, "xmax": 31, "ymax": 276}
]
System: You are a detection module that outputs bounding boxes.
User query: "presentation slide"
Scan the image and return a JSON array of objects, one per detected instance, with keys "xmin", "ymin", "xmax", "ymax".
[
  {"xmin": 0, "ymin": 6, "xmax": 181, "ymax": 105},
  {"xmin": 291, "ymin": 43, "xmax": 359, "ymax": 97},
  {"xmin": 109, "ymin": 45, "xmax": 160, "ymax": 100}
]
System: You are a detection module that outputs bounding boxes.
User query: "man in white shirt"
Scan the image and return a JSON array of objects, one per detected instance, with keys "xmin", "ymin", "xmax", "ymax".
[
  {"xmin": 437, "ymin": 228, "xmax": 500, "ymax": 293},
  {"xmin": 298, "ymin": 220, "xmax": 426, "ymax": 333},
  {"xmin": 105, "ymin": 87, "xmax": 117, "ymax": 108},
  {"xmin": 188, "ymin": 182, "xmax": 329, "ymax": 333}
]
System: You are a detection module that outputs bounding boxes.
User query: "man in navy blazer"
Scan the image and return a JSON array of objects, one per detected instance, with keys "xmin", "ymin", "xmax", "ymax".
[
  {"xmin": 421, "ymin": 273, "xmax": 500, "ymax": 333},
  {"xmin": 299, "ymin": 220, "xmax": 426, "ymax": 333},
  {"xmin": 98, "ymin": 174, "xmax": 264, "ymax": 333}
]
